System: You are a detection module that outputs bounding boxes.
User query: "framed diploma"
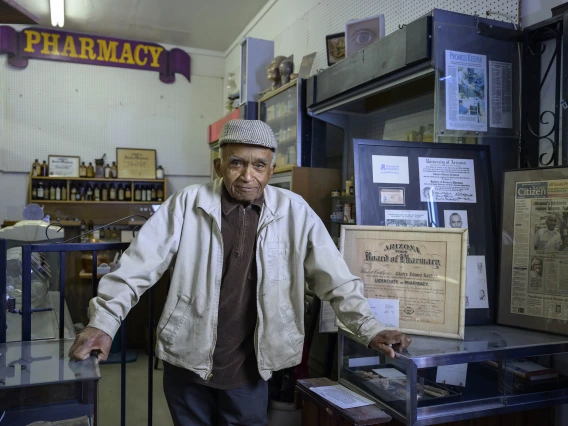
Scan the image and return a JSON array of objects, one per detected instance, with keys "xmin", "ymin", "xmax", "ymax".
[
  {"xmin": 353, "ymin": 139, "xmax": 498, "ymax": 326},
  {"xmin": 340, "ymin": 225, "xmax": 468, "ymax": 339},
  {"xmin": 116, "ymin": 148, "xmax": 157, "ymax": 179},
  {"xmin": 48, "ymin": 155, "xmax": 80, "ymax": 177},
  {"xmin": 499, "ymin": 167, "xmax": 568, "ymax": 335}
]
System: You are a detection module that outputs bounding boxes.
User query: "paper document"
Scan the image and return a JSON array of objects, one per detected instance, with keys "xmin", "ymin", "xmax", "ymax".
[
  {"xmin": 367, "ymin": 298, "xmax": 400, "ymax": 327},
  {"xmin": 319, "ymin": 301, "xmax": 338, "ymax": 333},
  {"xmin": 436, "ymin": 364, "xmax": 468, "ymax": 387},
  {"xmin": 311, "ymin": 385, "xmax": 375, "ymax": 409},
  {"xmin": 372, "ymin": 368, "xmax": 406, "ymax": 379},
  {"xmin": 466, "ymin": 256, "xmax": 489, "ymax": 309}
]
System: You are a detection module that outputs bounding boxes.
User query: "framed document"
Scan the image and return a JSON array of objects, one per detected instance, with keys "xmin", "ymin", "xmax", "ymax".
[
  {"xmin": 340, "ymin": 225, "xmax": 468, "ymax": 339},
  {"xmin": 353, "ymin": 139, "xmax": 498, "ymax": 326},
  {"xmin": 499, "ymin": 167, "xmax": 568, "ymax": 335},
  {"xmin": 116, "ymin": 148, "xmax": 157, "ymax": 179},
  {"xmin": 48, "ymin": 155, "xmax": 80, "ymax": 177}
]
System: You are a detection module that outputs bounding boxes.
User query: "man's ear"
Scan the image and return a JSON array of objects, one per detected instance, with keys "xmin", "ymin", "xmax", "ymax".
[{"xmin": 213, "ymin": 158, "xmax": 222, "ymax": 178}]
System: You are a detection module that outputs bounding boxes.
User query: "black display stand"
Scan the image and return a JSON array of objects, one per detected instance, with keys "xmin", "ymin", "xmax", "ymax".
[{"xmin": 353, "ymin": 139, "xmax": 497, "ymax": 325}]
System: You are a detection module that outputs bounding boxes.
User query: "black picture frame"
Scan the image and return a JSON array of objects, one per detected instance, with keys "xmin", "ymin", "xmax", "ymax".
[
  {"xmin": 498, "ymin": 166, "xmax": 568, "ymax": 335},
  {"xmin": 353, "ymin": 139, "xmax": 497, "ymax": 325},
  {"xmin": 326, "ymin": 32, "xmax": 345, "ymax": 66}
]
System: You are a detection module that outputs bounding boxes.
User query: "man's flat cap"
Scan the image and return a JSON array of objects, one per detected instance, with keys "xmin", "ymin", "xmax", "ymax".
[{"xmin": 219, "ymin": 119, "xmax": 277, "ymax": 151}]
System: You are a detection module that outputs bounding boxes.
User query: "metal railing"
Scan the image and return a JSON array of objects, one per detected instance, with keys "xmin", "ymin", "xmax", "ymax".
[{"xmin": 1, "ymin": 238, "xmax": 156, "ymax": 426}]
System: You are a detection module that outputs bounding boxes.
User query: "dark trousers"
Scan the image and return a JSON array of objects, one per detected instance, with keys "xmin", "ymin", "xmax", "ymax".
[{"xmin": 163, "ymin": 362, "xmax": 268, "ymax": 426}]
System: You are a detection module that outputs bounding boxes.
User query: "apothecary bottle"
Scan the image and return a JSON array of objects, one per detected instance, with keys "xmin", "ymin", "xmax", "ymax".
[{"xmin": 156, "ymin": 165, "xmax": 165, "ymax": 180}]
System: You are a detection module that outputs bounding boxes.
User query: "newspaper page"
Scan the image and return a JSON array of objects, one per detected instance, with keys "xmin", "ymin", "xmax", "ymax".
[
  {"xmin": 445, "ymin": 50, "xmax": 488, "ymax": 132},
  {"xmin": 511, "ymin": 180, "xmax": 568, "ymax": 320},
  {"xmin": 489, "ymin": 61, "xmax": 513, "ymax": 129}
]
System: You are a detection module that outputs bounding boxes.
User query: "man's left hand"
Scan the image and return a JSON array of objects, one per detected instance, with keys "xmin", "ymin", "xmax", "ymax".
[{"xmin": 370, "ymin": 331, "xmax": 412, "ymax": 358}]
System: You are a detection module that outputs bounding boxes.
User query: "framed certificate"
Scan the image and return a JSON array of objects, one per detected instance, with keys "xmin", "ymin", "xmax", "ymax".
[
  {"xmin": 499, "ymin": 166, "xmax": 568, "ymax": 335},
  {"xmin": 116, "ymin": 148, "xmax": 157, "ymax": 179},
  {"xmin": 48, "ymin": 155, "xmax": 80, "ymax": 177},
  {"xmin": 353, "ymin": 139, "xmax": 498, "ymax": 326},
  {"xmin": 340, "ymin": 225, "xmax": 468, "ymax": 339}
]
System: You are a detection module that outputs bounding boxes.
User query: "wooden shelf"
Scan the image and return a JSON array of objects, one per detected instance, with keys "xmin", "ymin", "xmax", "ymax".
[{"xmin": 31, "ymin": 176, "xmax": 165, "ymax": 183}]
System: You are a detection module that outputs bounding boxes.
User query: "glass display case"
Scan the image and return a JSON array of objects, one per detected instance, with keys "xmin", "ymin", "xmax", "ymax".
[
  {"xmin": 339, "ymin": 326, "xmax": 568, "ymax": 426},
  {"xmin": 259, "ymin": 79, "xmax": 311, "ymax": 173},
  {"xmin": 0, "ymin": 339, "xmax": 100, "ymax": 425}
]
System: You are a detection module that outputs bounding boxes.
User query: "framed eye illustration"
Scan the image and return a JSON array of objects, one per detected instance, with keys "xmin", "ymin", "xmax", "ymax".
[{"xmin": 345, "ymin": 14, "xmax": 385, "ymax": 58}]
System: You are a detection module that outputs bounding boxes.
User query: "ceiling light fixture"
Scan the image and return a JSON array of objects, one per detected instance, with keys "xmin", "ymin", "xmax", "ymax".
[{"xmin": 50, "ymin": 0, "xmax": 65, "ymax": 27}]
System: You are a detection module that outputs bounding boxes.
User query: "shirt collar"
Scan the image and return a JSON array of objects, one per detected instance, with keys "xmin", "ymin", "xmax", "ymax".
[{"xmin": 221, "ymin": 184, "xmax": 264, "ymax": 215}]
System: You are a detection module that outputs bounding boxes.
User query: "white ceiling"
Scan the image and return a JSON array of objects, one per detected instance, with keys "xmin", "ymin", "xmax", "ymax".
[{"xmin": 17, "ymin": 0, "xmax": 268, "ymax": 52}]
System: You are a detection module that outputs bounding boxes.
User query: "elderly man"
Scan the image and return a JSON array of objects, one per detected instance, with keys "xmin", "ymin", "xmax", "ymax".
[
  {"xmin": 534, "ymin": 213, "xmax": 561, "ymax": 251},
  {"xmin": 69, "ymin": 120, "xmax": 410, "ymax": 426}
]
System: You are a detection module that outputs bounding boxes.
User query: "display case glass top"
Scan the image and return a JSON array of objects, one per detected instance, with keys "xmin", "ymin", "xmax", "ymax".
[
  {"xmin": 339, "ymin": 326, "xmax": 568, "ymax": 425},
  {"xmin": 259, "ymin": 80, "xmax": 300, "ymax": 172},
  {"xmin": 0, "ymin": 339, "xmax": 100, "ymax": 389}
]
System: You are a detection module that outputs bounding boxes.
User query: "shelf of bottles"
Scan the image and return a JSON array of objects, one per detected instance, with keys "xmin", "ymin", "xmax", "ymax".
[
  {"xmin": 259, "ymin": 80, "xmax": 299, "ymax": 172},
  {"xmin": 29, "ymin": 176, "xmax": 167, "ymax": 204}
]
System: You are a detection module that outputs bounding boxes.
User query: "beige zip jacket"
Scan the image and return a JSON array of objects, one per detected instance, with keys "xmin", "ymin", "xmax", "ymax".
[{"xmin": 88, "ymin": 179, "xmax": 383, "ymax": 381}]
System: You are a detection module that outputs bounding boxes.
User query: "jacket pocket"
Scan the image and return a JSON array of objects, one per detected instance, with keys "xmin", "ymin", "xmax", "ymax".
[
  {"xmin": 267, "ymin": 243, "xmax": 292, "ymax": 282},
  {"xmin": 161, "ymin": 294, "xmax": 191, "ymax": 345}
]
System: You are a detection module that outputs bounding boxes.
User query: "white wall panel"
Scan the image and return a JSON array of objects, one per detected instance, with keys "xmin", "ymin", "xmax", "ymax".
[{"xmin": 0, "ymin": 54, "xmax": 223, "ymax": 176}]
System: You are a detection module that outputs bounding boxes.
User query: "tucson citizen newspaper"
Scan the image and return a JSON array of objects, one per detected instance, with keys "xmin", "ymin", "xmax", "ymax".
[{"xmin": 511, "ymin": 181, "xmax": 568, "ymax": 319}]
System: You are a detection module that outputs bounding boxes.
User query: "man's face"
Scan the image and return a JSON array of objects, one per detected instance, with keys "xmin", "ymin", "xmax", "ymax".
[
  {"xmin": 534, "ymin": 262, "xmax": 542, "ymax": 273},
  {"xmin": 449, "ymin": 214, "xmax": 462, "ymax": 228},
  {"xmin": 546, "ymin": 215, "xmax": 558, "ymax": 231},
  {"xmin": 214, "ymin": 144, "xmax": 275, "ymax": 203}
]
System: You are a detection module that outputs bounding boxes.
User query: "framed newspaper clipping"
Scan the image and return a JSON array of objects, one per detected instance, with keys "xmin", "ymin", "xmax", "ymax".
[
  {"xmin": 499, "ymin": 167, "xmax": 568, "ymax": 335},
  {"xmin": 340, "ymin": 225, "xmax": 468, "ymax": 339}
]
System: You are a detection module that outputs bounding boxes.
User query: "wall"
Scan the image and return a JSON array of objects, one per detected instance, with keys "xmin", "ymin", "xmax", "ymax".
[
  {"xmin": 223, "ymin": 0, "xmax": 519, "ymax": 101},
  {"xmin": 521, "ymin": 0, "xmax": 562, "ymax": 27},
  {"xmin": 0, "ymin": 26, "xmax": 224, "ymax": 222}
]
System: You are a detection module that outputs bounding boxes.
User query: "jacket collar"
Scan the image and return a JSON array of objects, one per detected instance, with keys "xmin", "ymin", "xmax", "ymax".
[{"xmin": 196, "ymin": 178, "xmax": 286, "ymax": 224}]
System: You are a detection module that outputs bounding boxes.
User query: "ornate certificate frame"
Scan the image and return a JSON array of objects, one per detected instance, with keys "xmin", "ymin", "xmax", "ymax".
[
  {"xmin": 116, "ymin": 148, "xmax": 157, "ymax": 179},
  {"xmin": 340, "ymin": 225, "xmax": 468, "ymax": 339}
]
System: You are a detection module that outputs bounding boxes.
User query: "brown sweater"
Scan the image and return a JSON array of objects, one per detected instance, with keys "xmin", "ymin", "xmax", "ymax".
[{"xmin": 184, "ymin": 186, "xmax": 263, "ymax": 389}]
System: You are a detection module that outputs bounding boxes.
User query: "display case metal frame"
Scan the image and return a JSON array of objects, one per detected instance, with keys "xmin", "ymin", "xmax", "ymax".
[
  {"xmin": 338, "ymin": 326, "xmax": 568, "ymax": 426},
  {"xmin": 258, "ymin": 78, "xmax": 312, "ymax": 173}
]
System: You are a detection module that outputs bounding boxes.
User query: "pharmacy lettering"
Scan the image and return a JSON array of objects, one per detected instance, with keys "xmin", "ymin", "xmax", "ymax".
[{"xmin": 0, "ymin": 27, "xmax": 190, "ymax": 84}]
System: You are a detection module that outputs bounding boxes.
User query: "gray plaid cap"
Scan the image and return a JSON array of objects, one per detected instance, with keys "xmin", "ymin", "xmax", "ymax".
[{"xmin": 219, "ymin": 119, "xmax": 277, "ymax": 151}]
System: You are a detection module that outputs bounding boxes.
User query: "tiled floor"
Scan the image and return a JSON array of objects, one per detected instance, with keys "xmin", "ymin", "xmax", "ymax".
[{"xmin": 98, "ymin": 352, "xmax": 174, "ymax": 426}]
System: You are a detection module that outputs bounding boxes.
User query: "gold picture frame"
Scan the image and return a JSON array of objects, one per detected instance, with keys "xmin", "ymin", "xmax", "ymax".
[
  {"xmin": 116, "ymin": 148, "xmax": 157, "ymax": 179},
  {"xmin": 48, "ymin": 155, "xmax": 80, "ymax": 177},
  {"xmin": 340, "ymin": 225, "xmax": 468, "ymax": 339}
]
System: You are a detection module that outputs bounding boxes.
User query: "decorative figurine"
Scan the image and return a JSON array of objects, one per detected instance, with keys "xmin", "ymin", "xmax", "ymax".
[
  {"xmin": 267, "ymin": 55, "xmax": 287, "ymax": 90},
  {"xmin": 279, "ymin": 58, "xmax": 294, "ymax": 85}
]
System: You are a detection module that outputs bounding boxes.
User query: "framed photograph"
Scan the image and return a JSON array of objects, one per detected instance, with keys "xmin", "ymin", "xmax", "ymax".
[
  {"xmin": 116, "ymin": 148, "xmax": 157, "ymax": 179},
  {"xmin": 48, "ymin": 155, "xmax": 80, "ymax": 177},
  {"xmin": 353, "ymin": 139, "xmax": 497, "ymax": 326},
  {"xmin": 499, "ymin": 166, "xmax": 568, "ymax": 335},
  {"xmin": 340, "ymin": 225, "xmax": 468, "ymax": 339},
  {"xmin": 326, "ymin": 32, "xmax": 345, "ymax": 66},
  {"xmin": 345, "ymin": 14, "xmax": 385, "ymax": 58}
]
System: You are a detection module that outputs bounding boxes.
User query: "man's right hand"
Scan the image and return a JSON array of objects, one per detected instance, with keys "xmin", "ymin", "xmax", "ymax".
[{"xmin": 68, "ymin": 327, "xmax": 112, "ymax": 362}]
